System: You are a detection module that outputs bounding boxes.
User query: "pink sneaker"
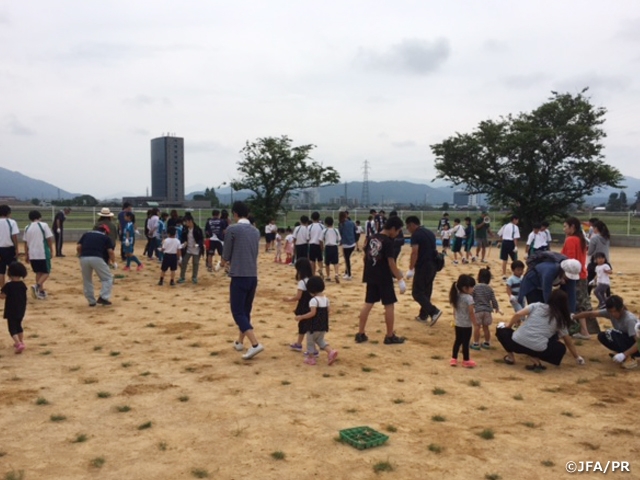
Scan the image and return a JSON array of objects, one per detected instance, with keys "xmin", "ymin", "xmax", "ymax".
[
  {"xmin": 123, "ymin": 266, "xmax": 131, "ymax": 272},
  {"xmin": 328, "ymin": 350, "xmax": 338, "ymax": 365},
  {"xmin": 450, "ymin": 358, "xmax": 458, "ymax": 367},
  {"xmin": 15, "ymin": 343, "xmax": 25, "ymax": 354},
  {"xmin": 137, "ymin": 264, "xmax": 144, "ymax": 271},
  {"xmin": 304, "ymin": 355, "xmax": 317, "ymax": 366},
  {"xmin": 462, "ymin": 360, "xmax": 477, "ymax": 368}
]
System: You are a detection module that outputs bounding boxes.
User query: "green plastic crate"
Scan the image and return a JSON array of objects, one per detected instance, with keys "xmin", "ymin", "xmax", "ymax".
[{"xmin": 339, "ymin": 426, "xmax": 389, "ymax": 450}]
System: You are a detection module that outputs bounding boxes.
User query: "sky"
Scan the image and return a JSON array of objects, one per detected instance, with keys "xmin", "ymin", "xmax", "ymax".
[{"xmin": 2, "ymin": 0, "xmax": 640, "ymax": 198}]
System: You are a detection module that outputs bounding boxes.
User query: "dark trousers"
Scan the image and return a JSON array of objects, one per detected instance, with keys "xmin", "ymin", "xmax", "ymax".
[
  {"xmin": 7, "ymin": 317, "xmax": 23, "ymax": 336},
  {"xmin": 295, "ymin": 244, "xmax": 308, "ymax": 261},
  {"xmin": 597, "ymin": 329, "xmax": 636, "ymax": 355},
  {"xmin": 54, "ymin": 229, "xmax": 64, "ymax": 256},
  {"xmin": 343, "ymin": 246, "xmax": 355, "ymax": 276},
  {"xmin": 452, "ymin": 326, "xmax": 472, "ymax": 361},
  {"xmin": 412, "ymin": 264, "xmax": 438, "ymax": 319},
  {"xmin": 230, "ymin": 276, "xmax": 257, "ymax": 333},
  {"xmin": 496, "ymin": 327, "xmax": 567, "ymax": 366}
]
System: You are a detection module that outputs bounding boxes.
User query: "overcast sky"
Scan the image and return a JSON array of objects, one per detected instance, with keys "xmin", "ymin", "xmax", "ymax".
[{"xmin": 2, "ymin": 1, "xmax": 640, "ymax": 198}]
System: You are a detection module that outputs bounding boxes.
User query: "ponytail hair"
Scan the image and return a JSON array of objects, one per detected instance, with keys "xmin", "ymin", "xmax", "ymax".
[
  {"xmin": 449, "ymin": 274, "xmax": 476, "ymax": 307},
  {"xmin": 477, "ymin": 266, "xmax": 492, "ymax": 284}
]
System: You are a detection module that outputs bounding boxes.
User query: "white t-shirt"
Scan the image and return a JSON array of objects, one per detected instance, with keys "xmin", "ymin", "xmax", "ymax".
[
  {"xmin": 162, "ymin": 237, "xmax": 182, "ymax": 254},
  {"xmin": 441, "ymin": 230, "xmax": 451, "ymax": 240},
  {"xmin": 0, "ymin": 218, "xmax": 19, "ymax": 247},
  {"xmin": 307, "ymin": 222, "xmax": 324, "ymax": 245},
  {"xmin": 323, "ymin": 227, "xmax": 341, "ymax": 247},
  {"xmin": 309, "ymin": 295, "xmax": 329, "ymax": 308},
  {"xmin": 527, "ymin": 231, "xmax": 547, "ymax": 249},
  {"xmin": 451, "ymin": 224, "xmax": 466, "ymax": 238},
  {"xmin": 293, "ymin": 225, "xmax": 309, "ymax": 245},
  {"xmin": 499, "ymin": 223, "xmax": 520, "ymax": 241},
  {"xmin": 147, "ymin": 215, "xmax": 159, "ymax": 236},
  {"xmin": 595, "ymin": 263, "xmax": 612, "ymax": 285},
  {"xmin": 265, "ymin": 224, "xmax": 277, "ymax": 235},
  {"xmin": 285, "ymin": 234, "xmax": 295, "ymax": 245},
  {"xmin": 23, "ymin": 221, "xmax": 54, "ymax": 260},
  {"xmin": 275, "ymin": 233, "xmax": 282, "ymax": 246}
]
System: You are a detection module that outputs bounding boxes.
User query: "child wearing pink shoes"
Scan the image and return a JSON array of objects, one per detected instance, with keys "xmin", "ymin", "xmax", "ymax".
[
  {"xmin": 449, "ymin": 274, "xmax": 478, "ymax": 368},
  {"xmin": 295, "ymin": 275, "xmax": 338, "ymax": 366},
  {"xmin": 121, "ymin": 212, "xmax": 143, "ymax": 272},
  {"xmin": 1, "ymin": 262, "xmax": 28, "ymax": 354}
]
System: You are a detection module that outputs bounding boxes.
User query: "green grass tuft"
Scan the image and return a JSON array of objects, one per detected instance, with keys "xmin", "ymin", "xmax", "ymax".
[
  {"xmin": 373, "ymin": 461, "xmax": 393, "ymax": 473},
  {"xmin": 479, "ymin": 428, "xmax": 495, "ymax": 440},
  {"xmin": 138, "ymin": 421, "xmax": 152, "ymax": 430},
  {"xmin": 432, "ymin": 387, "xmax": 446, "ymax": 395},
  {"xmin": 431, "ymin": 415, "xmax": 446, "ymax": 422},
  {"xmin": 271, "ymin": 451, "xmax": 286, "ymax": 460}
]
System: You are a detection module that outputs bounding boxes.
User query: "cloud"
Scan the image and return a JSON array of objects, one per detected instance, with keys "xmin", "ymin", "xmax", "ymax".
[
  {"xmin": 123, "ymin": 95, "xmax": 173, "ymax": 108},
  {"xmin": 483, "ymin": 39, "xmax": 508, "ymax": 53},
  {"xmin": 131, "ymin": 128, "xmax": 150, "ymax": 136},
  {"xmin": 187, "ymin": 140, "xmax": 235, "ymax": 156},
  {"xmin": 355, "ymin": 38, "xmax": 450, "ymax": 75},
  {"xmin": 616, "ymin": 18, "xmax": 640, "ymax": 42},
  {"xmin": 553, "ymin": 74, "xmax": 632, "ymax": 94},
  {"xmin": 391, "ymin": 140, "xmax": 416, "ymax": 148},
  {"xmin": 58, "ymin": 42, "xmax": 202, "ymax": 65},
  {"xmin": 6, "ymin": 115, "xmax": 35, "ymax": 136},
  {"xmin": 0, "ymin": 12, "xmax": 9, "ymax": 25},
  {"xmin": 504, "ymin": 73, "xmax": 549, "ymax": 89}
]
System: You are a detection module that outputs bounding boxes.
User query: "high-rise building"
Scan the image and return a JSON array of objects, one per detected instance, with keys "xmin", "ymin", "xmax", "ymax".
[{"xmin": 151, "ymin": 135, "xmax": 184, "ymax": 202}]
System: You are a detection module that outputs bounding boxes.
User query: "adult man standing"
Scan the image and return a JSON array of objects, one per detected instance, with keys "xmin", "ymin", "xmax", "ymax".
[
  {"xmin": 222, "ymin": 201, "xmax": 264, "ymax": 360},
  {"xmin": 76, "ymin": 224, "xmax": 116, "ymax": 307},
  {"xmin": 475, "ymin": 211, "xmax": 492, "ymax": 263},
  {"xmin": 53, "ymin": 207, "xmax": 71, "ymax": 257},
  {"xmin": 405, "ymin": 216, "xmax": 442, "ymax": 326}
]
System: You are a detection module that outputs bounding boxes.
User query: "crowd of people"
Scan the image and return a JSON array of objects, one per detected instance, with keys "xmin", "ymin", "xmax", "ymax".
[{"xmin": 0, "ymin": 202, "xmax": 638, "ymax": 372}]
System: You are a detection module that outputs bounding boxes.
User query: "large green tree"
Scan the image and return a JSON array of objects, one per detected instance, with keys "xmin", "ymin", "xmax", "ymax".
[
  {"xmin": 431, "ymin": 89, "xmax": 624, "ymax": 232},
  {"xmin": 231, "ymin": 136, "xmax": 340, "ymax": 226}
]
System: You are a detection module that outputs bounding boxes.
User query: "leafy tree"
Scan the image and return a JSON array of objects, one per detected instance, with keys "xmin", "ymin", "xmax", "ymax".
[
  {"xmin": 193, "ymin": 187, "xmax": 219, "ymax": 207},
  {"xmin": 52, "ymin": 195, "xmax": 99, "ymax": 207},
  {"xmin": 441, "ymin": 202, "xmax": 450, "ymax": 211},
  {"xmin": 620, "ymin": 191, "xmax": 628, "ymax": 210},
  {"xmin": 31, "ymin": 198, "xmax": 40, "ymax": 206},
  {"xmin": 231, "ymin": 136, "xmax": 340, "ymax": 226},
  {"xmin": 431, "ymin": 89, "xmax": 624, "ymax": 233},
  {"xmin": 606, "ymin": 193, "xmax": 620, "ymax": 212}
]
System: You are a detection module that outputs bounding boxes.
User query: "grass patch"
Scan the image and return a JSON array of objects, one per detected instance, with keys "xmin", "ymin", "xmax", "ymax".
[
  {"xmin": 322, "ymin": 373, "xmax": 331, "ymax": 378},
  {"xmin": 93, "ymin": 346, "xmax": 103, "ymax": 351},
  {"xmin": 36, "ymin": 397, "xmax": 50, "ymax": 405},
  {"xmin": 396, "ymin": 378, "xmax": 404, "ymax": 382},
  {"xmin": 432, "ymin": 387, "xmax": 446, "ymax": 395},
  {"xmin": 561, "ymin": 411, "xmax": 574, "ymax": 417},
  {"xmin": 140, "ymin": 371, "xmax": 151, "ymax": 376},
  {"xmin": 362, "ymin": 367, "xmax": 373, "ymax": 372},
  {"xmin": 116, "ymin": 405, "xmax": 131, "ymax": 412},
  {"xmin": 121, "ymin": 362, "xmax": 132, "ymax": 368},
  {"xmin": 392, "ymin": 398, "xmax": 405, "ymax": 404},
  {"xmin": 468, "ymin": 379, "xmax": 481, "ymax": 387},
  {"xmin": 513, "ymin": 394, "xmax": 523, "ymax": 401},
  {"xmin": 542, "ymin": 387, "xmax": 560, "ymax": 393},
  {"xmin": 576, "ymin": 378, "xmax": 589, "ymax": 384},
  {"xmin": 346, "ymin": 408, "xmax": 358, "ymax": 414},
  {"xmin": 138, "ymin": 421, "xmax": 152, "ymax": 430},
  {"xmin": 40, "ymin": 350, "xmax": 52, "ymax": 356},
  {"xmin": 179, "ymin": 396, "xmax": 189, "ymax": 402},
  {"xmin": 431, "ymin": 355, "xmax": 443, "ymax": 360},
  {"xmin": 541, "ymin": 460, "xmax": 555, "ymax": 467},
  {"xmin": 145, "ymin": 323, "xmax": 156, "ymax": 328},
  {"xmin": 191, "ymin": 468, "xmax": 210, "ymax": 478},
  {"xmin": 97, "ymin": 391, "xmax": 111, "ymax": 398},
  {"xmin": 209, "ymin": 351, "xmax": 219, "ymax": 356},
  {"xmin": 428, "ymin": 443, "xmax": 442, "ymax": 453},
  {"xmin": 72, "ymin": 433, "xmax": 88, "ymax": 443},
  {"xmin": 373, "ymin": 461, "xmax": 393, "ymax": 473},
  {"xmin": 109, "ymin": 351, "xmax": 120, "ymax": 357},
  {"xmin": 50, "ymin": 414, "xmax": 67, "ymax": 422},
  {"xmin": 281, "ymin": 380, "xmax": 291, "ymax": 385},
  {"xmin": 478, "ymin": 428, "xmax": 495, "ymax": 440},
  {"xmin": 485, "ymin": 475, "xmax": 501, "ymax": 480},
  {"xmin": 69, "ymin": 366, "xmax": 81, "ymax": 372},
  {"xmin": 588, "ymin": 357, "xmax": 601, "ymax": 363},
  {"xmin": 386, "ymin": 425, "xmax": 397, "ymax": 433},
  {"xmin": 271, "ymin": 451, "xmax": 286, "ymax": 460},
  {"xmin": 3, "ymin": 470, "xmax": 25, "ymax": 480},
  {"xmin": 522, "ymin": 422, "xmax": 537, "ymax": 428},
  {"xmin": 158, "ymin": 441, "xmax": 167, "ymax": 451},
  {"xmin": 431, "ymin": 415, "xmax": 446, "ymax": 422},
  {"xmin": 477, "ymin": 405, "xmax": 488, "ymax": 411},
  {"xmin": 90, "ymin": 457, "xmax": 105, "ymax": 469}
]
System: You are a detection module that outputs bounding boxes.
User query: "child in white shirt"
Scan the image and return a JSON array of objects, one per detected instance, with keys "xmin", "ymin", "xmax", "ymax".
[
  {"xmin": 274, "ymin": 228, "xmax": 283, "ymax": 263},
  {"xmin": 593, "ymin": 252, "xmax": 612, "ymax": 308},
  {"xmin": 158, "ymin": 227, "xmax": 182, "ymax": 286},
  {"xmin": 441, "ymin": 224, "xmax": 451, "ymax": 256}
]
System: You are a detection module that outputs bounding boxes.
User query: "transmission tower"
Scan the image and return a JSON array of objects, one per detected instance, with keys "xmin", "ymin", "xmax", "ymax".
[{"xmin": 361, "ymin": 160, "xmax": 370, "ymax": 207}]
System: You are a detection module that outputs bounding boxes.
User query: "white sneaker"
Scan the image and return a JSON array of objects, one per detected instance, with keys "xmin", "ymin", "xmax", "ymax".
[
  {"xmin": 242, "ymin": 344, "xmax": 264, "ymax": 360},
  {"xmin": 214, "ymin": 261, "xmax": 221, "ymax": 272},
  {"xmin": 572, "ymin": 333, "xmax": 591, "ymax": 340},
  {"xmin": 233, "ymin": 341, "xmax": 244, "ymax": 351}
]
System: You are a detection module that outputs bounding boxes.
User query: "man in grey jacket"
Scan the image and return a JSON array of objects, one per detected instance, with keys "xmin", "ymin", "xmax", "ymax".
[{"xmin": 221, "ymin": 201, "xmax": 264, "ymax": 360}]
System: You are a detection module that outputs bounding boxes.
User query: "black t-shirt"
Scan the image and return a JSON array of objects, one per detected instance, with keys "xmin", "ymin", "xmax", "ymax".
[
  {"xmin": 54, "ymin": 211, "xmax": 66, "ymax": 230},
  {"xmin": 78, "ymin": 231, "xmax": 113, "ymax": 263},
  {"xmin": 2, "ymin": 281, "xmax": 27, "ymax": 320},
  {"xmin": 411, "ymin": 226, "xmax": 437, "ymax": 269},
  {"xmin": 438, "ymin": 217, "xmax": 450, "ymax": 231},
  {"xmin": 364, "ymin": 233, "xmax": 395, "ymax": 285}
]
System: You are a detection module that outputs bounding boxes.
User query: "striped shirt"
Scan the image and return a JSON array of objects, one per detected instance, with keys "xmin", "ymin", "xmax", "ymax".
[
  {"xmin": 472, "ymin": 283, "xmax": 499, "ymax": 313},
  {"xmin": 222, "ymin": 220, "xmax": 260, "ymax": 277}
]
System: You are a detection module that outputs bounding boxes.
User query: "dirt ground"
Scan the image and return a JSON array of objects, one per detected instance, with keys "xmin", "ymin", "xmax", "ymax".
[{"xmin": 1, "ymin": 240, "xmax": 639, "ymax": 480}]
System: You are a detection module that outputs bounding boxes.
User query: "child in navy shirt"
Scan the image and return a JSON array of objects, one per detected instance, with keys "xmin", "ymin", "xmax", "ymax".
[{"xmin": 1, "ymin": 262, "xmax": 28, "ymax": 354}]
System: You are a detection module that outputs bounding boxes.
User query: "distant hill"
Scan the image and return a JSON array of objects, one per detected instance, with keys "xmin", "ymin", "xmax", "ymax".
[{"xmin": 0, "ymin": 166, "xmax": 76, "ymax": 200}]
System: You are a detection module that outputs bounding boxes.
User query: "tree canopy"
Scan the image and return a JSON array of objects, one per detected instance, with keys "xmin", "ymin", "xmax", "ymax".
[
  {"xmin": 192, "ymin": 187, "xmax": 219, "ymax": 207},
  {"xmin": 431, "ymin": 89, "xmax": 624, "ymax": 232},
  {"xmin": 231, "ymin": 136, "xmax": 340, "ymax": 226}
]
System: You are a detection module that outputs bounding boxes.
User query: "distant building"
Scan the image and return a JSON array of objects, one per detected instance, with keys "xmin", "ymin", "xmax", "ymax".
[
  {"xmin": 453, "ymin": 191, "xmax": 469, "ymax": 206},
  {"xmin": 151, "ymin": 135, "xmax": 184, "ymax": 202}
]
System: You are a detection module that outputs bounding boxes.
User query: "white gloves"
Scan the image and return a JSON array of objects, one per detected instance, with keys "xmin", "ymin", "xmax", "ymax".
[
  {"xmin": 124, "ymin": 239, "xmax": 130, "ymax": 247},
  {"xmin": 398, "ymin": 279, "xmax": 406, "ymax": 294},
  {"xmin": 214, "ymin": 261, "xmax": 221, "ymax": 272},
  {"xmin": 406, "ymin": 269, "xmax": 415, "ymax": 280},
  {"xmin": 612, "ymin": 353, "xmax": 626, "ymax": 363},
  {"xmin": 110, "ymin": 262, "xmax": 118, "ymax": 270},
  {"xmin": 56, "ymin": 228, "xmax": 61, "ymax": 234},
  {"xmin": 576, "ymin": 356, "xmax": 585, "ymax": 365},
  {"xmin": 497, "ymin": 322, "xmax": 506, "ymax": 329}
]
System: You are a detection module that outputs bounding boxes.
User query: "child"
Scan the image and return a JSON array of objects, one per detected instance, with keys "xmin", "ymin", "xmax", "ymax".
[
  {"xmin": 526, "ymin": 223, "xmax": 547, "ymax": 257},
  {"xmin": 284, "ymin": 227, "xmax": 294, "ymax": 264},
  {"xmin": 307, "ymin": 212, "xmax": 324, "ymax": 276},
  {"xmin": 506, "ymin": 260, "xmax": 525, "ymax": 312},
  {"xmin": 440, "ymin": 224, "xmax": 451, "ymax": 256},
  {"xmin": 593, "ymin": 252, "xmax": 612, "ymax": 309},
  {"xmin": 122, "ymin": 212, "xmax": 143, "ymax": 272},
  {"xmin": 450, "ymin": 218, "xmax": 465, "ymax": 264},
  {"xmin": 155, "ymin": 212, "xmax": 168, "ymax": 261},
  {"xmin": 295, "ymin": 276, "xmax": 338, "ymax": 365},
  {"xmin": 274, "ymin": 228, "xmax": 284, "ymax": 263},
  {"xmin": 471, "ymin": 267, "xmax": 502, "ymax": 350},
  {"xmin": 158, "ymin": 226, "xmax": 182, "ymax": 286},
  {"xmin": 449, "ymin": 274, "xmax": 478, "ymax": 367},
  {"xmin": 293, "ymin": 216, "xmax": 310, "ymax": 261},
  {"xmin": 178, "ymin": 215, "xmax": 204, "ymax": 284},
  {"xmin": 322, "ymin": 216, "xmax": 341, "ymax": 283},
  {"xmin": 540, "ymin": 221, "xmax": 552, "ymax": 251},
  {"xmin": 463, "ymin": 217, "xmax": 476, "ymax": 263},
  {"xmin": 355, "ymin": 220, "xmax": 364, "ymax": 252},
  {"xmin": 22, "ymin": 210, "xmax": 54, "ymax": 299},
  {"xmin": 1, "ymin": 261, "xmax": 28, "ymax": 353},
  {"xmin": 283, "ymin": 258, "xmax": 314, "ymax": 352}
]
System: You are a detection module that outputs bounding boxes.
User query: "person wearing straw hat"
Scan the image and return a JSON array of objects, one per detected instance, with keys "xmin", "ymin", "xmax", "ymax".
[{"xmin": 95, "ymin": 207, "xmax": 118, "ymax": 247}]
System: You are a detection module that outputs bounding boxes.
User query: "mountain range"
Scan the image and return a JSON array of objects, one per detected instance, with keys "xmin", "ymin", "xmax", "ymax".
[{"xmin": 2, "ymin": 166, "xmax": 639, "ymax": 207}]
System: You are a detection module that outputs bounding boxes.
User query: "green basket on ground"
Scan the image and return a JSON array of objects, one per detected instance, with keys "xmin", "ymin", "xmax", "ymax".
[{"xmin": 339, "ymin": 426, "xmax": 389, "ymax": 450}]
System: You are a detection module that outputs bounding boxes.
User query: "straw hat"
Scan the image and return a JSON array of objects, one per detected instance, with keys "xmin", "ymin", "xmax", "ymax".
[{"xmin": 97, "ymin": 207, "xmax": 114, "ymax": 217}]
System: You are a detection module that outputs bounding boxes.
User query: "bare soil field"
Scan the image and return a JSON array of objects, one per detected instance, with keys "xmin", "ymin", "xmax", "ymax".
[{"xmin": 1, "ymin": 242, "xmax": 639, "ymax": 479}]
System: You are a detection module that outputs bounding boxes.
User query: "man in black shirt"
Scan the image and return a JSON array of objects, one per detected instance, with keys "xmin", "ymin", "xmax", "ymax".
[
  {"xmin": 356, "ymin": 216, "xmax": 406, "ymax": 345},
  {"xmin": 406, "ymin": 216, "xmax": 442, "ymax": 326},
  {"xmin": 53, "ymin": 208, "xmax": 71, "ymax": 257},
  {"xmin": 77, "ymin": 225, "xmax": 116, "ymax": 306}
]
